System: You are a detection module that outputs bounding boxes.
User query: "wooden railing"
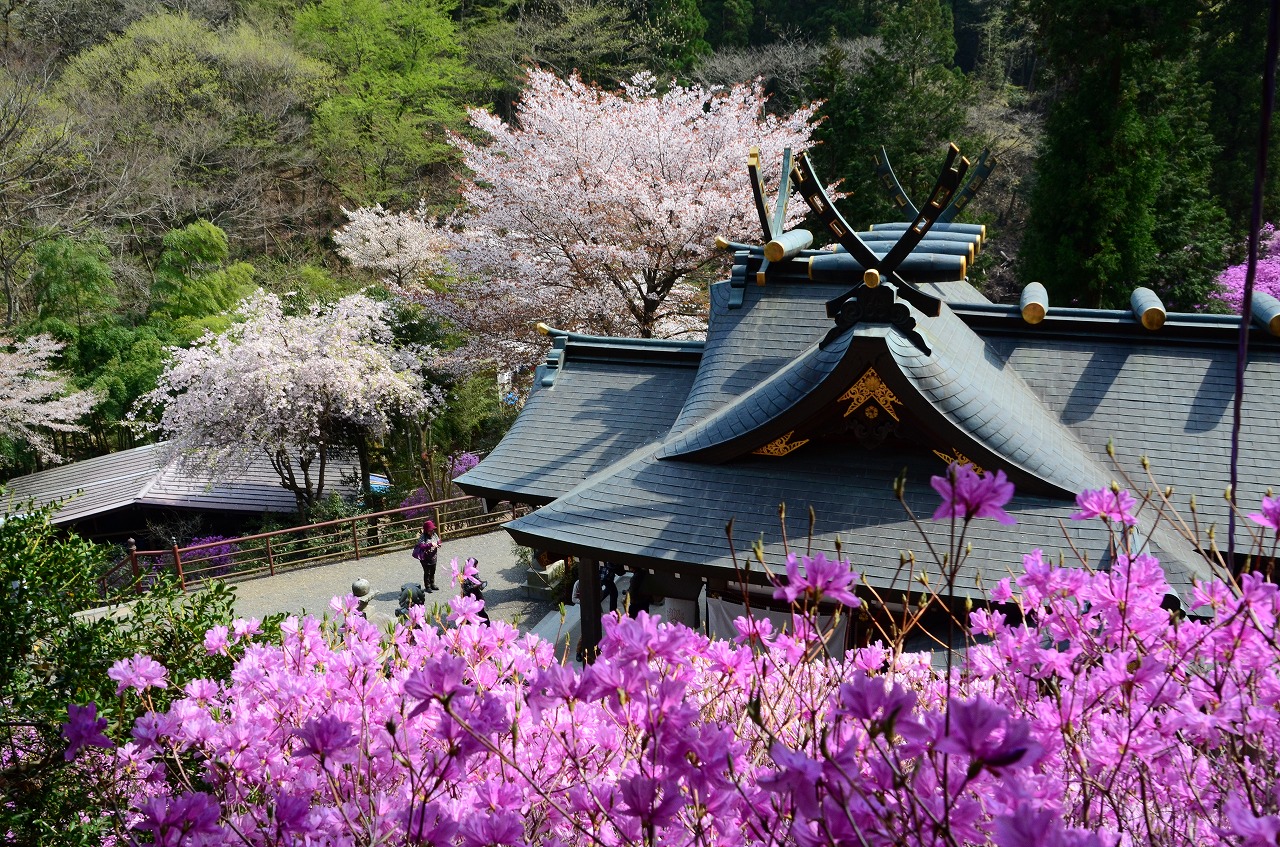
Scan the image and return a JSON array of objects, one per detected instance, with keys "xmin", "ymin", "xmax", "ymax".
[{"xmin": 113, "ymin": 496, "xmax": 519, "ymax": 592}]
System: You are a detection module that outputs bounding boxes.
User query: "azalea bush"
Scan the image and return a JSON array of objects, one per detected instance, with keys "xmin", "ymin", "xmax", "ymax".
[
  {"xmin": 0, "ymin": 505, "xmax": 240, "ymax": 844},
  {"xmin": 56, "ymin": 468, "xmax": 1280, "ymax": 846},
  {"xmin": 182, "ymin": 535, "xmax": 241, "ymax": 579},
  {"xmin": 1210, "ymin": 222, "xmax": 1280, "ymax": 311}
]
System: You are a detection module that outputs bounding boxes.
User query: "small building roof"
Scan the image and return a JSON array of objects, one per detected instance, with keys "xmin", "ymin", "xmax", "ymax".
[{"xmin": 2, "ymin": 442, "xmax": 354, "ymax": 525}]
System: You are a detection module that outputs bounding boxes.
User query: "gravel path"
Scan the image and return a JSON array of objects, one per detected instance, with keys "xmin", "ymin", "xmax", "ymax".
[{"xmin": 228, "ymin": 530, "xmax": 559, "ymax": 630}]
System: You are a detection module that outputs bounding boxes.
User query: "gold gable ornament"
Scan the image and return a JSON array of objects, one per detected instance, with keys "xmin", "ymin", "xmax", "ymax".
[
  {"xmin": 932, "ymin": 448, "xmax": 985, "ymax": 476},
  {"xmin": 753, "ymin": 430, "xmax": 810, "ymax": 457},
  {"xmin": 840, "ymin": 367, "xmax": 902, "ymax": 421}
]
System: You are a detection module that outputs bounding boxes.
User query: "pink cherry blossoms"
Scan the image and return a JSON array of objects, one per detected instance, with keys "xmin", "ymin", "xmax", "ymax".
[
  {"xmin": 0, "ymin": 333, "xmax": 100, "ymax": 463},
  {"xmin": 336, "ymin": 68, "xmax": 820, "ymax": 374},
  {"xmin": 137, "ymin": 291, "xmax": 443, "ymax": 511}
]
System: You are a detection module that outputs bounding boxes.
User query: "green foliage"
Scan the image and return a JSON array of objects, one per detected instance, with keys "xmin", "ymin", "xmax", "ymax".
[
  {"xmin": 464, "ymin": 0, "xmax": 655, "ymax": 117},
  {"xmin": 1021, "ymin": 0, "xmax": 1228, "ymax": 309},
  {"xmin": 1199, "ymin": 0, "xmax": 1280, "ymax": 230},
  {"xmin": 151, "ymin": 220, "xmax": 255, "ymax": 341},
  {"xmin": 432, "ymin": 371, "xmax": 504, "ymax": 450},
  {"xmin": 294, "ymin": 0, "xmax": 476, "ymax": 206},
  {"xmin": 29, "ymin": 237, "xmax": 117, "ymax": 330},
  {"xmin": 699, "ymin": 0, "xmax": 753, "ymax": 49},
  {"xmin": 55, "ymin": 12, "xmax": 331, "ymax": 248},
  {"xmin": 254, "ymin": 258, "xmax": 368, "ymax": 306},
  {"xmin": 697, "ymin": 0, "xmax": 896, "ymax": 48},
  {"xmin": 640, "ymin": 0, "xmax": 710, "ymax": 73},
  {"xmin": 0, "ymin": 504, "xmax": 240, "ymax": 843},
  {"xmin": 808, "ymin": 0, "xmax": 971, "ymax": 228}
]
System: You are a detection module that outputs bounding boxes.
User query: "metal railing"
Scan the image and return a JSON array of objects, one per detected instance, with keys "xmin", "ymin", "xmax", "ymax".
[{"xmin": 110, "ymin": 495, "xmax": 520, "ymax": 592}]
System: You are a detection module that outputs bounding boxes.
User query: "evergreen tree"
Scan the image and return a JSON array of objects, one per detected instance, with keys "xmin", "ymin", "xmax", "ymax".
[
  {"xmin": 1022, "ymin": 0, "xmax": 1227, "ymax": 309},
  {"xmin": 640, "ymin": 0, "xmax": 710, "ymax": 73},
  {"xmin": 808, "ymin": 0, "xmax": 970, "ymax": 228},
  {"xmin": 700, "ymin": 0, "xmax": 752, "ymax": 49},
  {"xmin": 1199, "ymin": 0, "xmax": 1280, "ymax": 231}
]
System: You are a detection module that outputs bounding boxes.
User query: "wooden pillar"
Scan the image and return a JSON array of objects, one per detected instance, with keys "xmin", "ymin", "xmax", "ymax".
[{"xmin": 578, "ymin": 557, "xmax": 602, "ymax": 663}]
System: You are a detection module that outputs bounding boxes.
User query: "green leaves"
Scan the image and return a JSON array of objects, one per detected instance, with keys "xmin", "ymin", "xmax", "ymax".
[
  {"xmin": 295, "ymin": 0, "xmax": 475, "ymax": 205},
  {"xmin": 0, "ymin": 505, "xmax": 239, "ymax": 842},
  {"xmin": 1021, "ymin": 0, "xmax": 1229, "ymax": 309}
]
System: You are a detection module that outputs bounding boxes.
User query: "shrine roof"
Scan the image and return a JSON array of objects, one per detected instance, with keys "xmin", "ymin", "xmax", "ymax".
[
  {"xmin": 454, "ymin": 333, "xmax": 701, "ymax": 506},
  {"xmin": 457, "ymin": 270, "xmax": 1280, "ymax": 605},
  {"xmin": 454, "ymin": 144, "xmax": 1280, "ymax": 607},
  {"xmin": 500, "ymin": 441, "xmax": 1211, "ymax": 600}
]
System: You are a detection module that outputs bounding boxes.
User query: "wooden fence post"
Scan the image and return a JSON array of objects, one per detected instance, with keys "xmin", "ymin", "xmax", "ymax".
[
  {"xmin": 128, "ymin": 538, "xmax": 140, "ymax": 593},
  {"xmin": 351, "ymin": 520, "xmax": 361, "ymax": 560},
  {"xmin": 266, "ymin": 537, "xmax": 275, "ymax": 576},
  {"xmin": 171, "ymin": 538, "xmax": 185, "ymax": 591}
]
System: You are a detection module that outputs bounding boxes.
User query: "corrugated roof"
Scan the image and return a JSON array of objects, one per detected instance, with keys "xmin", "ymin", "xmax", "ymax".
[{"xmin": 2, "ymin": 442, "xmax": 356, "ymax": 523}]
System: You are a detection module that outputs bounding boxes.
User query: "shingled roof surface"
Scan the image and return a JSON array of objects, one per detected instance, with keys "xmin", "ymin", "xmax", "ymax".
[
  {"xmin": 457, "ymin": 254, "xmax": 1278, "ymax": 604},
  {"xmin": 501, "ymin": 443, "xmax": 1213, "ymax": 600},
  {"xmin": 454, "ymin": 336, "xmax": 701, "ymax": 505},
  {"xmin": 2, "ymin": 442, "xmax": 354, "ymax": 524}
]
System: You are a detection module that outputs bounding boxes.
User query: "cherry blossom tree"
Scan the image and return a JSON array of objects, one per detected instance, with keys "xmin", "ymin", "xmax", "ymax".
[
  {"xmin": 335, "ymin": 68, "xmax": 820, "ymax": 371},
  {"xmin": 137, "ymin": 292, "xmax": 442, "ymax": 513},
  {"xmin": 0, "ymin": 334, "xmax": 100, "ymax": 465},
  {"xmin": 332, "ymin": 203, "xmax": 450, "ymax": 287}
]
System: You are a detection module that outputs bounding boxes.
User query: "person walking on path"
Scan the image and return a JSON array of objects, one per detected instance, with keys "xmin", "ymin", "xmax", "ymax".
[{"xmin": 412, "ymin": 520, "xmax": 441, "ymax": 591}]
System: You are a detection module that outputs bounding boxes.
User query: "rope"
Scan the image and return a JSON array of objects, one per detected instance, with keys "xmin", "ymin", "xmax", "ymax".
[{"xmin": 1229, "ymin": 0, "xmax": 1280, "ymax": 573}]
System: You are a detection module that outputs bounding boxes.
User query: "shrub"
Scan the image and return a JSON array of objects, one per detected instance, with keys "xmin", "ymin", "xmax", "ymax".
[
  {"xmin": 1209, "ymin": 222, "xmax": 1280, "ymax": 311},
  {"xmin": 85, "ymin": 468, "xmax": 1280, "ymax": 846},
  {"xmin": 182, "ymin": 535, "xmax": 240, "ymax": 579},
  {"xmin": 0, "ymin": 505, "xmax": 243, "ymax": 844}
]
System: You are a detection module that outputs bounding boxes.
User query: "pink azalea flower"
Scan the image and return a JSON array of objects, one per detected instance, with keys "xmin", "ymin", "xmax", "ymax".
[
  {"xmin": 203, "ymin": 625, "xmax": 229, "ymax": 655},
  {"xmin": 61, "ymin": 703, "xmax": 113, "ymax": 761},
  {"xmin": 935, "ymin": 696, "xmax": 1042, "ymax": 769},
  {"xmin": 1224, "ymin": 795, "xmax": 1280, "ymax": 847},
  {"xmin": 1247, "ymin": 495, "xmax": 1280, "ymax": 531},
  {"xmin": 293, "ymin": 714, "xmax": 357, "ymax": 762},
  {"xmin": 989, "ymin": 576, "xmax": 1014, "ymax": 602},
  {"xmin": 231, "ymin": 617, "xmax": 262, "ymax": 641},
  {"xmin": 771, "ymin": 552, "xmax": 861, "ymax": 607},
  {"xmin": 834, "ymin": 672, "xmax": 918, "ymax": 728},
  {"xmin": 731, "ymin": 614, "xmax": 775, "ymax": 645},
  {"xmin": 448, "ymin": 593, "xmax": 487, "ymax": 626},
  {"xmin": 1072, "ymin": 487, "xmax": 1138, "ymax": 525},
  {"xmin": 108, "ymin": 654, "xmax": 168, "ymax": 695},
  {"xmin": 931, "ymin": 464, "xmax": 1017, "ymax": 524},
  {"xmin": 451, "ymin": 556, "xmax": 479, "ymax": 587},
  {"xmin": 134, "ymin": 792, "xmax": 222, "ymax": 844}
]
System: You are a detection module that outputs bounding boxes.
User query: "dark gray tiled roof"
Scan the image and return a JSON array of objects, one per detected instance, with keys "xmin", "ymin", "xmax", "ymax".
[
  {"xmin": 662, "ymin": 330, "xmax": 851, "ymax": 457},
  {"xmin": 668, "ymin": 279, "xmax": 844, "ymax": 435},
  {"xmin": 455, "ymin": 344, "xmax": 700, "ymax": 504},
  {"xmin": 467, "ymin": 252, "xmax": 1274, "ymax": 604},
  {"xmin": 503, "ymin": 442, "xmax": 1213, "ymax": 600},
  {"xmin": 990, "ymin": 336, "xmax": 1280, "ymax": 529},
  {"xmin": 892, "ymin": 304, "xmax": 1108, "ymax": 494}
]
